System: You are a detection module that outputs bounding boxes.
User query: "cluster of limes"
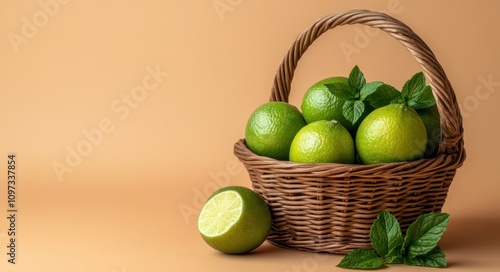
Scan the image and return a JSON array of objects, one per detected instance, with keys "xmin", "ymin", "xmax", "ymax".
[
  {"xmin": 197, "ymin": 69, "xmax": 442, "ymax": 255},
  {"xmin": 245, "ymin": 73, "xmax": 441, "ymax": 165}
]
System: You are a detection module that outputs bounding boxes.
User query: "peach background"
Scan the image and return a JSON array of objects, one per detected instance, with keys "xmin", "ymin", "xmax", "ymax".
[{"xmin": 0, "ymin": 0, "xmax": 499, "ymax": 271}]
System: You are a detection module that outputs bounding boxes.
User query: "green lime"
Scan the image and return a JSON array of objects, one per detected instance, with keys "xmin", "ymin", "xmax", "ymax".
[
  {"xmin": 417, "ymin": 105, "xmax": 441, "ymax": 157},
  {"xmin": 245, "ymin": 101, "xmax": 306, "ymax": 160},
  {"xmin": 198, "ymin": 186, "xmax": 271, "ymax": 254},
  {"xmin": 301, "ymin": 77, "xmax": 372, "ymax": 135},
  {"xmin": 356, "ymin": 103, "xmax": 427, "ymax": 164},
  {"xmin": 301, "ymin": 77, "xmax": 348, "ymax": 124},
  {"xmin": 289, "ymin": 120, "xmax": 355, "ymax": 163}
]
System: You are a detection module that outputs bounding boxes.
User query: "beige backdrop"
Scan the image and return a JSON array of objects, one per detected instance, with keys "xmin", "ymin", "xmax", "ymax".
[{"xmin": 1, "ymin": 0, "xmax": 499, "ymax": 271}]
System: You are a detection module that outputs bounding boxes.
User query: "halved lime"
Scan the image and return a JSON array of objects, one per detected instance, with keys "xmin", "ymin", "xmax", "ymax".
[{"xmin": 198, "ymin": 186, "xmax": 271, "ymax": 254}]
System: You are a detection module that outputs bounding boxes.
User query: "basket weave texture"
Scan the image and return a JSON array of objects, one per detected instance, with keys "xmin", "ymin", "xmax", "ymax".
[{"xmin": 233, "ymin": 10, "xmax": 466, "ymax": 254}]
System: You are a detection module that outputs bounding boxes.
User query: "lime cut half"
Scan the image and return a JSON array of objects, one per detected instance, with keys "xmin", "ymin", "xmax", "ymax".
[
  {"xmin": 198, "ymin": 191, "xmax": 243, "ymax": 237},
  {"xmin": 197, "ymin": 186, "xmax": 271, "ymax": 254}
]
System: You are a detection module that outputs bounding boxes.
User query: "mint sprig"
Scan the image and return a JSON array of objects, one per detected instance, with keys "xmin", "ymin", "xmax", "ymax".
[
  {"xmin": 348, "ymin": 65, "xmax": 367, "ymax": 93},
  {"xmin": 337, "ymin": 210, "xmax": 450, "ymax": 270},
  {"xmin": 325, "ymin": 66, "xmax": 384, "ymax": 125},
  {"xmin": 400, "ymin": 72, "xmax": 436, "ymax": 109},
  {"xmin": 371, "ymin": 72, "xmax": 436, "ymax": 110},
  {"xmin": 325, "ymin": 66, "xmax": 436, "ymax": 127}
]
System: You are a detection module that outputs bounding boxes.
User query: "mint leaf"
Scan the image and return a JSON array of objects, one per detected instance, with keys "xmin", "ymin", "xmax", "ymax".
[
  {"xmin": 359, "ymin": 81, "xmax": 384, "ymax": 100},
  {"xmin": 337, "ymin": 249, "xmax": 384, "ymax": 269},
  {"xmin": 386, "ymin": 245, "xmax": 403, "ymax": 264},
  {"xmin": 401, "ymin": 72, "xmax": 426, "ymax": 100},
  {"xmin": 407, "ymin": 86, "xmax": 436, "ymax": 109},
  {"xmin": 348, "ymin": 65, "xmax": 366, "ymax": 92},
  {"xmin": 401, "ymin": 72, "xmax": 436, "ymax": 110},
  {"xmin": 402, "ymin": 213, "xmax": 450, "ymax": 259},
  {"xmin": 366, "ymin": 83, "xmax": 402, "ymax": 108},
  {"xmin": 325, "ymin": 82, "xmax": 354, "ymax": 100},
  {"xmin": 342, "ymin": 100, "xmax": 365, "ymax": 125},
  {"xmin": 391, "ymin": 97, "xmax": 406, "ymax": 104},
  {"xmin": 370, "ymin": 210, "xmax": 403, "ymax": 258},
  {"xmin": 404, "ymin": 246, "xmax": 446, "ymax": 268}
]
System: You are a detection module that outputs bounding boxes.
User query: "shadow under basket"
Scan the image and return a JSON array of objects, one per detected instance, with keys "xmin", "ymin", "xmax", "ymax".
[{"xmin": 233, "ymin": 10, "xmax": 466, "ymax": 255}]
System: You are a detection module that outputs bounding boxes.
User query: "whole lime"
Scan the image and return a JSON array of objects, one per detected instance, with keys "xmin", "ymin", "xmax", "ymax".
[
  {"xmin": 245, "ymin": 101, "xmax": 306, "ymax": 160},
  {"xmin": 198, "ymin": 186, "xmax": 271, "ymax": 254},
  {"xmin": 301, "ymin": 77, "xmax": 349, "ymax": 124},
  {"xmin": 289, "ymin": 120, "xmax": 355, "ymax": 164},
  {"xmin": 417, "ymin": 105, "xmax": 441, "ymax": 157},
  {"xmin": 356, "ymin": 103, "xmax": 427, "ymax": 164}
]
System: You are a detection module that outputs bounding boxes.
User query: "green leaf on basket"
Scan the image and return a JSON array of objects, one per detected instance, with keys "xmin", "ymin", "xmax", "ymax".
[
  {"xmin": 348, "ymin": 65, "xmax": 366, "ymax": 93},
  {"xmin": 359, "ymin": 81, "xmax": 384, "ymax": 100},
  {"xmin": 337, "ymin": 249, "xmax": 385, "ymax": 269},
  {"xmin": 402, "ymin": 212, "xmax": 450, "ymax": 259},
  {"xmin": 370, "ymin": 210, "xmax": 403, "ymax": 258},
  {"xmin": 402, "ymin": 72, "xmax": 425, "ymax": 98},
  {"xmin": 408, "ymin": 85, "xmax": 436, "ymax": 109},
  {"xmin": 404, "ymin": 246, "xmax": 447, "ymax": 268},
  {"xmin": 401, "ymin": 72, "xmax": 436, "ymax": 109},
  {"xmin": 342, "ymin": 99, "xmax": 365, "ymax": 125},
  {"xmin": 366, "ymin": 83, "xmax": 402, "ymax": 108},
  {"xmin": 325, "ymin": 82, "xmax": 354, "ymax": 100}
]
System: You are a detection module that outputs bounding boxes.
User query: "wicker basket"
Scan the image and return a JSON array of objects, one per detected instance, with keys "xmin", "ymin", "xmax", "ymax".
[{"xmin": 233, "ymin": 10, "xmax": 466, "ymax": 254}]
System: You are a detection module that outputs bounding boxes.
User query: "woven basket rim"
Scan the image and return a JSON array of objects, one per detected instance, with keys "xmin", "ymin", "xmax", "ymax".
[{"xmin": 234, "ymin": 138, "xmax": 465, "ymax": 175}]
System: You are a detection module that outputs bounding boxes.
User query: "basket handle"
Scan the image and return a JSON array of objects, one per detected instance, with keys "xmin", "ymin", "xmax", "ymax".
[{"xmin": 270, "ymin": 9, "xmax": 464, "ymax": 157}]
